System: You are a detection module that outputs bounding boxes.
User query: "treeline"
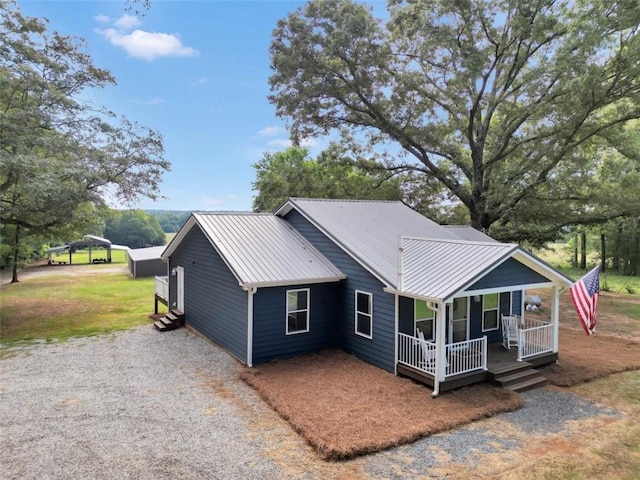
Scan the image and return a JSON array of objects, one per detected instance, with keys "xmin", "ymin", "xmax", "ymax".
[{"xmin": 145, "ymin": 210, "xmax": 191, "ymax": 233}]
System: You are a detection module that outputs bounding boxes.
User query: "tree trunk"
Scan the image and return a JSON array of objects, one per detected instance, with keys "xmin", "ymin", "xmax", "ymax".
[
  {"xmin": 580, "ymin": 231, "xmax": 587, "ymax": 269},
  {"xmin": 600, "ymin": 232, "xmax": 606, "ymax": 273},
  {"xmin": 11, "ymin": 224, "xmax": 20, "ymax": 283},
  {"xmin": 573, "ymin": 235, "xmax": 578, "ymax": 268}
]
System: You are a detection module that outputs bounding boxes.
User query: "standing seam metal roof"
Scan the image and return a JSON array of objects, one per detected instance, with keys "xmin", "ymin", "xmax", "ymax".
[
  {"xmin": 192, "ymin": 213, "xmax": 345, "ymax": 287},
  {"xmin": 278, "ymin": 198, "xmax": 463, "ymax": 287},
  {"xmin": 401, "ymin": 237, "xmax": 518, "ymax": 301}
]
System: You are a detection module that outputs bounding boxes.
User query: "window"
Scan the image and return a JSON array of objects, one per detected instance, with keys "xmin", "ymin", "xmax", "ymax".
[
  {"xmin": 355, "ymin": 291, "xmax": 373, "ymax": 338},
  {"xmin": 286, "ymin": 289, "xmax": 309, "ymax": 334},
  {"xmin": 451, "ymin": 297, "xmax": 468, "ymax": 343},
  {"xmin": 415, "ymin": 299, "xmax": 435, "ymax": 341},
  {"xmin": 482, "ymin": 293, "xmax": 499, "ymax": 331}
]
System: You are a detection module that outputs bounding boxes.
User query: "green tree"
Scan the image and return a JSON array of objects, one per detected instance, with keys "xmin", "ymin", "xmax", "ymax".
[
  {"xmin": 251, "ymin": 146, "xmax": 405, "ymax": 212},
  {"xmin": 0, "ymin": 3, "xmax": 170, "ymax": 282},
  {"xmin": 104, "ymin": 210, "xmax": 165, "ymax": 249},
  {"xmin": 269, "ymin": 0, "xmax": 640, "ymax": 235}
]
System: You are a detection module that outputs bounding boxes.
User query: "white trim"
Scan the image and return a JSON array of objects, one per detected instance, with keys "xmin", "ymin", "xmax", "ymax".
[
  {"xmin": 243, "ymin": 275, "xmax": 345, "ymax": 289},
  {"xmin": 354, "ymin": 290, "xmax": 373, "ymax": 339},
  {"xmin": 482, "ymin": 293, "xmax": 499, "ymax": 332},
  {"xmin": 394, "ymin": 294, "xmax": 399, "ymax": 375},
  {"xmin": 551, "ymin": 286, "xmax": 560, "ymax": 353},
  {"xmin": 285, "ymin": 288, "xmax": 310, "ymax": 335},
  {"xmin": 456, "ymin": 282, "xmax": 555, "ymax": 300},
  {"xmin": 176, "ymin": 266, "xmax": 185, "ymax": 312},
  {"xmin": 247, "ymin": 287, "xmax": 257, "ymax": 367}
]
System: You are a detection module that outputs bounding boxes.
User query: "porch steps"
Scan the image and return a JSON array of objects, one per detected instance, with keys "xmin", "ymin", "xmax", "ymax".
[
  {"xmin": 154, "ymin": 309, "xmax": 185, "ymax": 332},
  {"xmin": 490, "ymin": 361, "xmax": 548, "ymax": 392}
]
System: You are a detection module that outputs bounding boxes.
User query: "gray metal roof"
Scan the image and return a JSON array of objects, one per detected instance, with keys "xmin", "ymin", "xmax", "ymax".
[
  {"xmin": 401, "ymin": 237, "xmax": 518, "ymax": 301},
  {"xmin": 276, "ymin": 198, "xmax": 461, "ymax": 287},
  {"xmin": 444, "ymin": 225, "xmax": 498, "ymax": 243},
  {"xmin": 164, "ymin": 213, "xmax": 345, "ymax": 288},
  {"xmin": 128, "ymin": 246, "xmax": 166, "ymax": 262}
]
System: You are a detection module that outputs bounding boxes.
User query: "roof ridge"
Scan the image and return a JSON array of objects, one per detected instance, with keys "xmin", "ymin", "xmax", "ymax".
[
  {"xmin": 402, "ymin": 236, "xmax": 516, "ymax": 248},
  {"xmin": 290, "ymin": 197, "xmax": 401, "ymax": 204}
]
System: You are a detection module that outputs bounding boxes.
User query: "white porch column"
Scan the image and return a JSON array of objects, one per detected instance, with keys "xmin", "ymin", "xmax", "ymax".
[
  {"xmin": 432, "ymin": 301, "xmax": 447, "ymax": 398},
  {"xmin": 551, "ymin": 285, "xmax": 560, "ymax": 353}
]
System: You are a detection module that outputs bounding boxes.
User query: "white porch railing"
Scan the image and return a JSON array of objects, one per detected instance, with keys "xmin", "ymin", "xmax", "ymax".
[
  {"xmin": 398, "ymin": 332, "xmax": 437, "ymax": 375},
  {"xmin": 517, "ymin": 317, "xmax": 553, "ymax": 361},
  {"xmin": 155, "ymin": 275, "xmax": 169, "ymax": 301},
  {"xmin": 446, "ymin": 337, "xmax": 487, "ymax": 377},
  {"xmin": 397, "ymin": 333, "xmax": 487, "ymax": 378}
]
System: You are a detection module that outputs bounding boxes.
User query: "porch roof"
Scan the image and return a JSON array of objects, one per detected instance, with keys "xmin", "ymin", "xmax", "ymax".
[{"xmin": 399, "ymin": 237, "xmax": 519, "ymax": 302}]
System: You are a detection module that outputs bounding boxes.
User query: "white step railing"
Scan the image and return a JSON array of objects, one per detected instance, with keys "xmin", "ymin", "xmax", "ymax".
[
  {"xmin": 155, "ymin": 275, "xmax": 169, "ymax": 301},
  {"xmin": 397, "ymin": 333, "xmax": 487, "ymax": 378}
]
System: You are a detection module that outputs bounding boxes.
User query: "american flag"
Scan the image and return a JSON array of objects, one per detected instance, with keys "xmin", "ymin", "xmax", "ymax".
[{"xmin": 570, "ymin": 266, "xmax": 600, "ymax": 336}]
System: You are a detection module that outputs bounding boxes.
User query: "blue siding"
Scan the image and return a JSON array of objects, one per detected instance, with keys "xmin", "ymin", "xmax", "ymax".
[
  {"xmin": 168, "ymin": 226, "xmax": 248, "ymax": 362},
  {"xmin": 285, "ymin": 210, "xmax": 396, "ymax": 372},
  {"xmin": 465, "ymin": 258, "xmax": 550, "ymax": 291},
  {"xmin": 252, "ymin": 283, "xmax": 341, "ymax": 364},
  {"xmin": 512, "ymin": 291, "xmax": 523, "ymax": 315}
]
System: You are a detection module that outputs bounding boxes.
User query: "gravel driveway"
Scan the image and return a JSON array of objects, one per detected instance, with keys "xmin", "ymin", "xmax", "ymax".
[{"xmin": 0, "ymin": 326, "xmax": 620, "ymax": 480}]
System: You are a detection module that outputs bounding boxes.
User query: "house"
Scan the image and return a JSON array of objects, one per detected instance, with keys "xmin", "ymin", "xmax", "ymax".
[
  {"xmin": 158, "ymin": 198, "xmax": 574, "ymax": 395},
  {"xmin": 128, "ymin": 246, "xmax": 167, "ymax": 278}
]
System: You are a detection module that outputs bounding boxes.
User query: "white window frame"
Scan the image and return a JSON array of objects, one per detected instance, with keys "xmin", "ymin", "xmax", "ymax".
[
  {"xmin": 482, "ymin": 293, "xmax": 500, "ymax": 332},
  {"xmin": 286, "ymin": 288, "xmax": 310, "ymax": 335},
  {"xmin": 354, "ymin": 290, "xmax": 373, "ymax": 339},
  {"xmin": 414, "ymin": 299, "xmax": 435, "ymax": 341}
]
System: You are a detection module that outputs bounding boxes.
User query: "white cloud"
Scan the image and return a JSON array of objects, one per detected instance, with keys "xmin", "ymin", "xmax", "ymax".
[
  {"xmin": 257, "ymin": 126, "xmax": 284, "ymax": 138},
  {"xmin": 95, "ymin": 14, "xmax": 198, "ymax": 62},
  {"xmin": 97, "ymin": 28, "xmax": 199, "ymax": 61},
  {"xmin": 94, "ymin": 13, "xmax": 111, "ymax": 23},
  {"xmin": 266, "ymin": 138, "xmax": 292, "ymax": 148},
  {"xmin": 113, "ymin": 14, "xmax": 141, "ymax": 30},
  {"xmin": 192, "ymin": 77, "xmax": 208, "ymax": 87}
]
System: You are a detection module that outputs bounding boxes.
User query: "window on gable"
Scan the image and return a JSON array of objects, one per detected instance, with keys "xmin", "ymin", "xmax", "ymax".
[
  {"xmin": 355, "ymin": 290, "xmax": 373, "ymax": 338},
  {"xmin": 286, "ymin": 289, "xmax": 309, "ymax": 335},
  {"xmin": 415, "ymin": 299, "xmax": 435, "ymax": 341},
  {"xmin": 482, "ymin": 293, "xmax": 499, "ymax": 331}
]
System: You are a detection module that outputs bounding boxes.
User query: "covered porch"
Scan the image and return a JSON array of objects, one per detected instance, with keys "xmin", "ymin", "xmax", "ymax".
[
  {"xmin": 388, "ymin": 236, "xmax": 574, "ymax": 395},
  {"xmin": 396, "ymin": 314, "xmax": 559, "ymax": 392}
]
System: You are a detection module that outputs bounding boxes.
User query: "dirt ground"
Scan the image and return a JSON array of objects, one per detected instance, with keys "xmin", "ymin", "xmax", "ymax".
[
  {"xmin": 0, "ymin": 260, "xmax": 129, "ymax": 285},
  {"xmin": 241, "ymin": 351, "xmax": 523, "ymax": 460}
]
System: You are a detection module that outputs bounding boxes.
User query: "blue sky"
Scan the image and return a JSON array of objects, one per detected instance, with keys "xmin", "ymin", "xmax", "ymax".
[{"xmin": 18, "ymin": 0, "xmax": 344, "ymax": 212}]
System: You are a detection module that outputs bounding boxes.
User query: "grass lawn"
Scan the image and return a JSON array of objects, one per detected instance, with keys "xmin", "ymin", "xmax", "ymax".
[
  {"xmin": 0, "ymin": 273, "xmax": 154, "ymax": 344},
  {"xmin": 50, "ymin": 248, "xmax": 128, "ymax": 264}
]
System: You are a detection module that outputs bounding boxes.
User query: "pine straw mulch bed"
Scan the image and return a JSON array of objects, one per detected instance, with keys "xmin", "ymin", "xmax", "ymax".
[
  {"xmin": 540, "ymin": 326, "xmax": 640, "ymax": 387},
  {"xmin": 239, "ymin": 350, "xmax": 523, "ymax": 460}
]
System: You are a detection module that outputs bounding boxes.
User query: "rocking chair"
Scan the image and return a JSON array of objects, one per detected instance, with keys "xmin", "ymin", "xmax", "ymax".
[{"xmin": 501, "ymin": 314, "xmax": 520, "ymax": 350}]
